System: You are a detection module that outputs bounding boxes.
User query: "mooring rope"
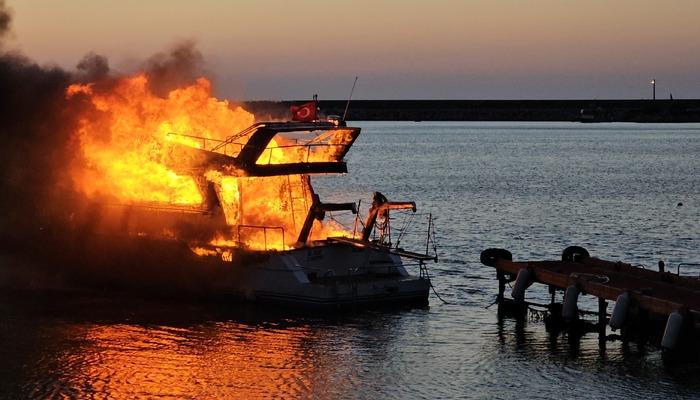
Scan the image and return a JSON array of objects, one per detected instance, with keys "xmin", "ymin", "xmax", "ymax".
[{"xmin": 422, "ymin": 264, "xmax": 450, "ymax": 304}]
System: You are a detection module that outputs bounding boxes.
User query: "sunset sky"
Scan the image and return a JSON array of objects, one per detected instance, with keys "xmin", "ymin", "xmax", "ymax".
[{"xmin": 7, "ymin": 0, "xmax": 700, "ymax": 100}]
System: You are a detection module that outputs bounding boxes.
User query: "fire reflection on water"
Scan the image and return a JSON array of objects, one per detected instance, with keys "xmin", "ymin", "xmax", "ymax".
[
  {"xmin": 21, "ymin": 318, "xmax": 366, "ymax": 399},
  {"xmin": 75, "ymin": 324, "xmax": 312, "ymax": 397}
]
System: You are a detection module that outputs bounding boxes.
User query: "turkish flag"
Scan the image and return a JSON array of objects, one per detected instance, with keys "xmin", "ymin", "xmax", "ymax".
[{"xmin": 290, "ymin": 101, "xmax": 317, "ymax": 122}]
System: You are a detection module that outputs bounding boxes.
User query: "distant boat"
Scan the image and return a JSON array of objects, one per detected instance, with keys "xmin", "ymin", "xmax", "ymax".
[{"xmin": 579, "ymin": 106, "xmax": 612, "ymax": 123}]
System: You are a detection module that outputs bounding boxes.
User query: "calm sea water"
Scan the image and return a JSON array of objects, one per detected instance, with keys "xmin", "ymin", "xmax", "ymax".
[{"xmin": 2, "ymin": 122, "xmax": 700, "ymax": 399}]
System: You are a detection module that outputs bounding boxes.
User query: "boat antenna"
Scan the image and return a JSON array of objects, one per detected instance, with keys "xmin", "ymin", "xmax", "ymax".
[
  {"xmin": 313, "ymin": 93, "xmax": 319, "ymax": 125},
  {"xmin": 342, "ymin": 76, "xmax": 358, "ymax": 121}
]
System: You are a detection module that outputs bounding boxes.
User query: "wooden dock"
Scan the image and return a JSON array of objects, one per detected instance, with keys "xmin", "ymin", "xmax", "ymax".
[{"xmin": 481, "ymin": 246, "xmax": 700, "ymax": 355}]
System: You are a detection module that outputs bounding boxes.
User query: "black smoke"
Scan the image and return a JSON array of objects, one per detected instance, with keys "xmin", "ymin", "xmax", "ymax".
[
  {"xmin": 0, "ymin": 0, "xmax": 74, "ymax": 237},
  {"xmin": 0, "ymin": 0, "xmax": 10, "ymax": 37},
  {"xmin": 76, "ymin": 52, "xmax": 110, "ymax": 82},
  {"xmin": 143, "ymin": 40, "xmax": 205, "ymax": 97},
  {"xmin": 0, "ymin": 1, "xmax": 235, "ymax": 292},
  {"xmin": 0, "ymin": 1, "xmax": 212, "ymax": 241}
]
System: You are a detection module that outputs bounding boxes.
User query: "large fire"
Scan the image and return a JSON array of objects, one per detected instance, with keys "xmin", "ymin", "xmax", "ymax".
[{"xmin": 65, "ymin": 74, "xmax": 349, "ymax": 256}]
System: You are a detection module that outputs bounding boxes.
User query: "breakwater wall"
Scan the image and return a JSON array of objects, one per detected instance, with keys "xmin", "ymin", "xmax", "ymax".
[{"xmin": 243, "ymin": 99, "xmax": 700, "ymax": 122}]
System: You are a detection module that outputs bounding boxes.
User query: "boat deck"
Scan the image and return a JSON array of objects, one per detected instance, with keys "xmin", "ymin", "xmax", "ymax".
[{"xmin": 327, "ymin": 237, "xmax": 437, "ymax": 262}]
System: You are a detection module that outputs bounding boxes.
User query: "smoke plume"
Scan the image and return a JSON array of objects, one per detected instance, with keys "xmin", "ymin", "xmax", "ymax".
[
  {"xmin": 0, "ymin": 1, "xmax": 207, "ymax": 241},
  {"xmin": 143, "ymin": 40, "xmax": 205, "ymax": 97},
  {"xmin": 0, "ymin": 1, "xmax": 244, "ymax": 292},
  {"xmin": 0, "ymin": 1, "xmax": 74, "ymax": 236},
  {"xmin": 0, "ymin": 1, "xmax": 10, "ymax": 38},
  {"xmin": 76, "ymin": 52, "xmax": 110, "ymax": 82}
]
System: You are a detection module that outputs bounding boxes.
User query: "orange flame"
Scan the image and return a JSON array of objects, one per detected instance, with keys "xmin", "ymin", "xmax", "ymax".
[
  {"xmin": 67, "ymin": 74, "xmax": 254, "ymax": 205},
  {"xmin": 65, "ymin": 74, "xmax": 350, "ymax": 256}
]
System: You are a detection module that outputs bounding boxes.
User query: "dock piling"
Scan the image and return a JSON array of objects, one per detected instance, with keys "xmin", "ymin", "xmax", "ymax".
[
  {"xmin": 497, "ymin": 271, "xmax": 505, "ymax": 303},
  {"xmin": 598, "ymin": 298, "xmax": 607, "ymax": 350}
]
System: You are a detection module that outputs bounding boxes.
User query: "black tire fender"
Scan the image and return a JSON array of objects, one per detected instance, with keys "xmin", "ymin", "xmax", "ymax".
[
  {"xmin": 562, "ymin": 246, "xmax": 590, "ymax": 262},
  {"xmin": 480, "ymin": 248, "xmax": 513, "ymax": 267}
]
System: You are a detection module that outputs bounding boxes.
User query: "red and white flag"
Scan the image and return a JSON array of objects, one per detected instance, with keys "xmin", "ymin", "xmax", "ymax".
[{"xmin": 290, "ymin": 101, "xmax": 317, "ymax": 122}]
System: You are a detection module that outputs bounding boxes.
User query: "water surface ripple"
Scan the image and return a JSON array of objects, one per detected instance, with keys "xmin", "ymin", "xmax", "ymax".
[{"xmin": 2, "ymin": 122, "xmax": 700, "ymax": 399}]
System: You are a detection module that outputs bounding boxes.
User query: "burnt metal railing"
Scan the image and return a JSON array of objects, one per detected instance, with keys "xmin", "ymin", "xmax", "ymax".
[
  {"xmin": 167, "ymin": 132, "xmax": 350, "ymax": 163},
  {"xmin": 257, "ymin": 142, "xmax": 350, "ymax": 165},
  {"xmin": 167, "ymin": 132, "xmax": 245, "ymax": 157},
  {"xmin": 236, "ymin": 225, "xmax": 286, "ymax": 251},
  {"xmin": 212, "ymin": 141, "xmax": 245, "ymax": 157},
  {"xmin": 211, "ymin": 123, "xmax": 267, "ymax": 152}
]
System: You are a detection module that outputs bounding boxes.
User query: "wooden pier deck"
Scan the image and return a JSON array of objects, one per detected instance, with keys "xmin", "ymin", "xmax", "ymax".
[
  {"xmin": 481, "ymin": 247, "xmax": 700, "ymax": 317},
  {"xmin": 480, "ymin": 246, "xmax": 700, "ymax": 354}
]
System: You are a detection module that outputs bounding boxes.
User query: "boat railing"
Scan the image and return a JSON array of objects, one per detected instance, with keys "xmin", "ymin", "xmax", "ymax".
[
  {"xmin": 256, "ymin": 142, "xmax": 350, "ymax": 165},
  {"xmin": 677, "ymin": 262, "xmax": 700, "ymax": 277},
  {"xmin": 212, "ymin": 141, "xmax": 245, "ymax": 157},
  {"xmin": 236, "ymin": 224, "xmax": 286, "ymax": 251},
  {"xmin": 167, "ymin": 132, "xmax": 351, "ymax": 163},
  {"xmin": 167, "ymin": 132, "xmax": 245, "ymax": 157},
  {"xmin": 211, "ymin": 122, "xmax": 268, "ymax": 152}
]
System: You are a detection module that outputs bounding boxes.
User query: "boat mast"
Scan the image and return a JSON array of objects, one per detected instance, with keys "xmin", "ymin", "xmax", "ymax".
[{"xmin": 342, "ymin": 76, "xmax": 359, "ymax": 121}]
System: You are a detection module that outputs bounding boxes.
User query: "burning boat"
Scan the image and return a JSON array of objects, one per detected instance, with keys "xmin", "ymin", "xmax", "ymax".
[{"xmin": 18, "ymin": 76, "xmax": 435, "ymax": 308}]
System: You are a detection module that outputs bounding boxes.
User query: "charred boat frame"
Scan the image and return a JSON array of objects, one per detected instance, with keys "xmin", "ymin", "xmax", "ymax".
[{"xmin": 28, "ymin": 121, "xmax": 436, "ymax": 309}]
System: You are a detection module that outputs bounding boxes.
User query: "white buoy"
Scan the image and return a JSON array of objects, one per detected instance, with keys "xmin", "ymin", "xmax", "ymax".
[
  {"xmin": 661, "ymin": 311, "xmax": 684, "ymax": 350},
  {"xmin": 562, "ymin": 284, "xmax": 580, "ymax": 322},
  {"xmin": 609, "ymin": 292, "xmax": 630, "ymax": 330},
  {"xmin": 511, "ymin": 268, "xmax": 532, "ymax": 301}
]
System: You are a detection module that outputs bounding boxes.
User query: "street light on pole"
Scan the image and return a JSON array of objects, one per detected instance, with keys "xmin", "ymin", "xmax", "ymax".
[{"xmin": 651, "ymin": 79, "xmax": 656, "ymax": 100}]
